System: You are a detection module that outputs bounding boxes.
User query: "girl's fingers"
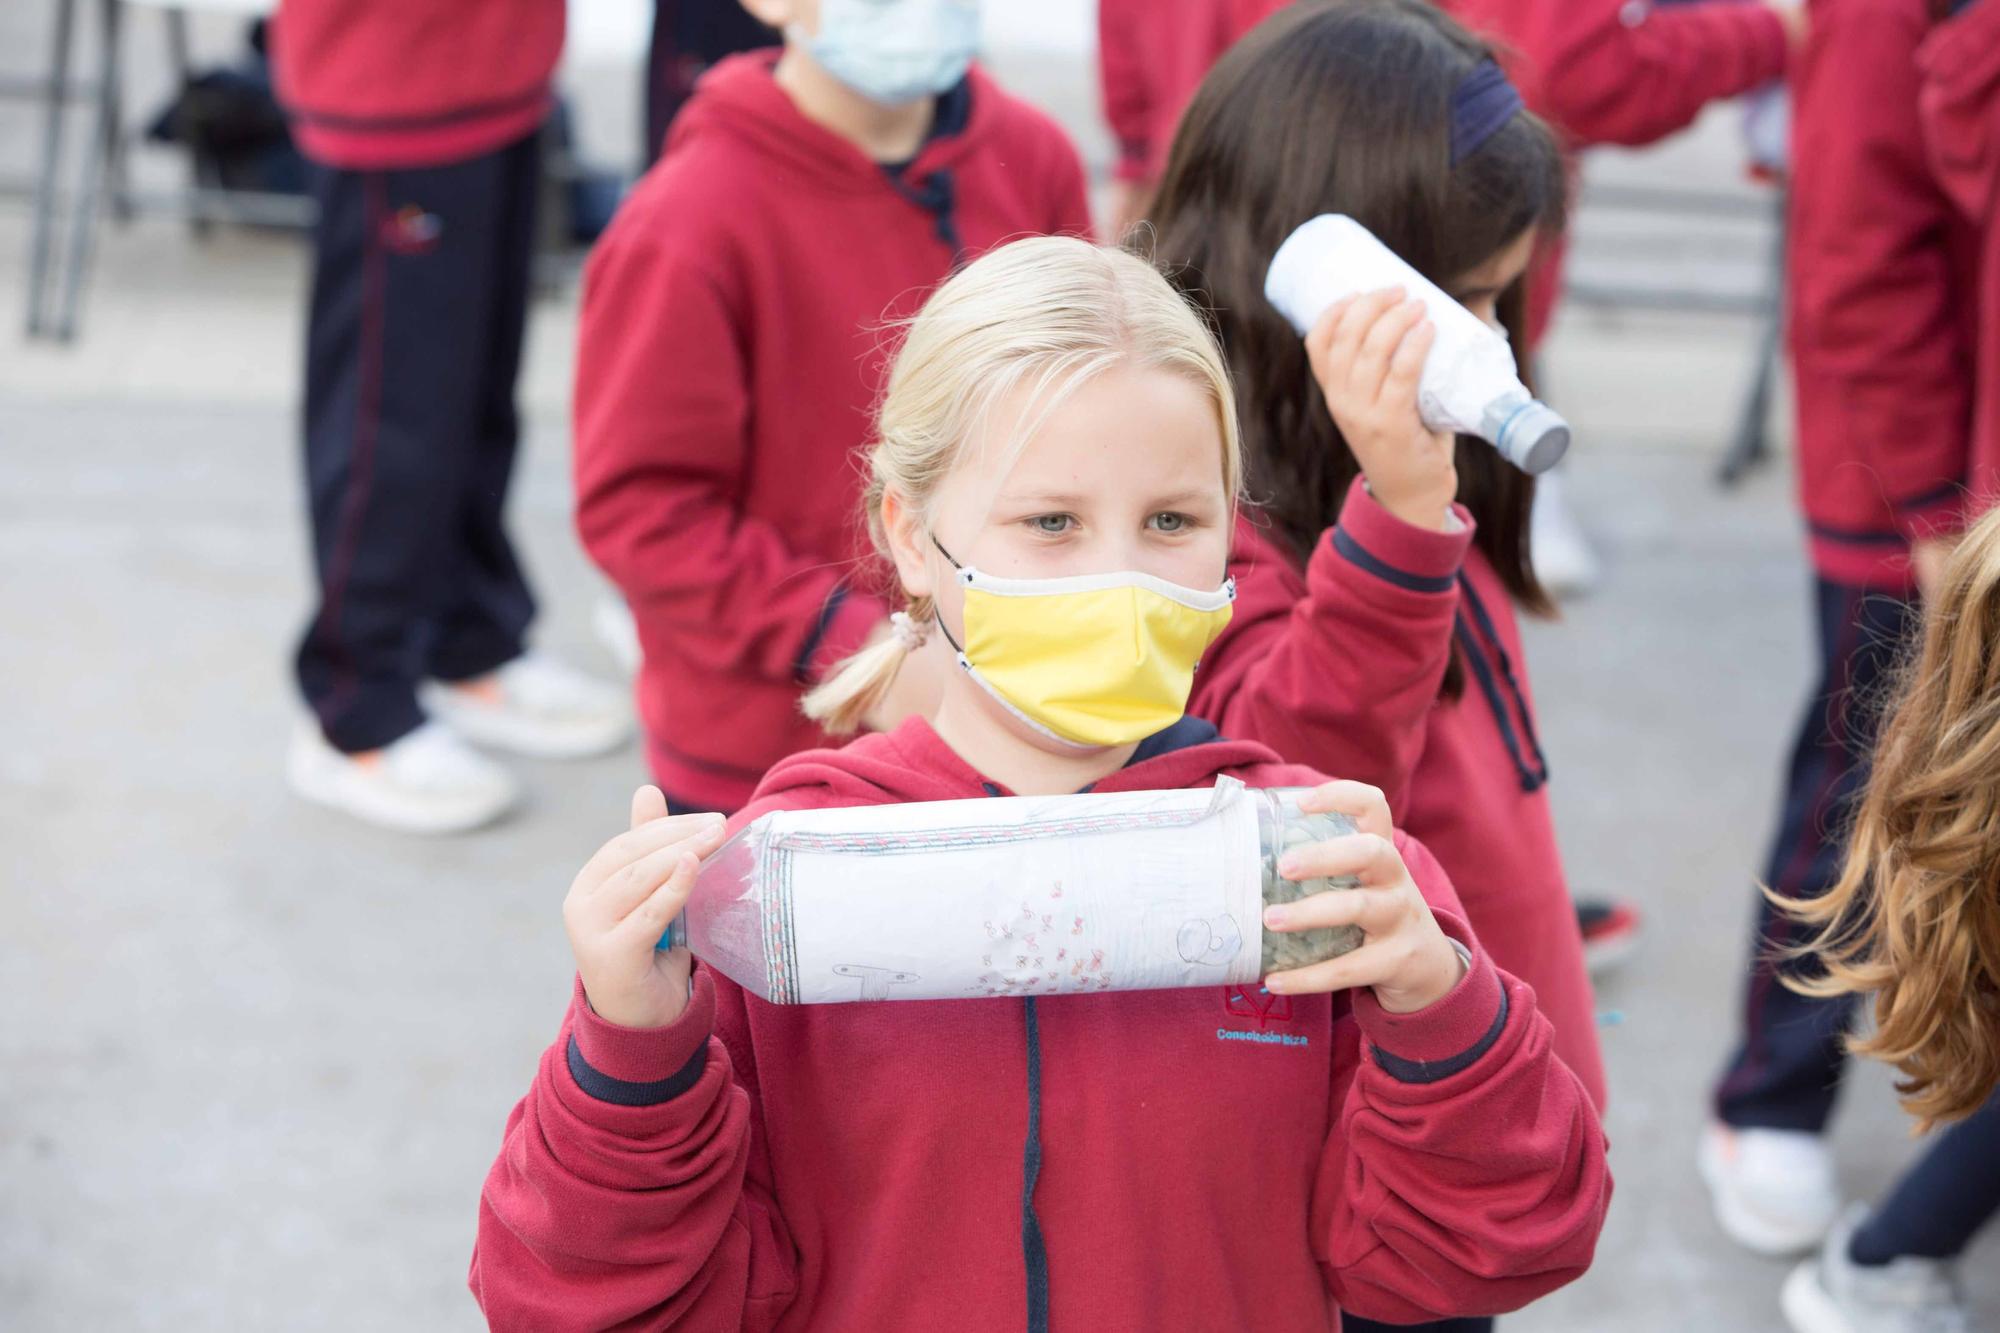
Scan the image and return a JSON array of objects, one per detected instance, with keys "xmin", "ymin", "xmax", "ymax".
[
  {"xmin": 1262, "ymin": 884, "xmax": 1404, "ymax": 936},
  {"xmin": 1349, "ymin": 299, "xmax": 1427, "ymax": 401},
  {"xmin": 1381, "ymin": 318, "xmax": 1435, "ymax": 407},
  {"xmin": 590, "ymin": 838, "xmax": 706, "ymax": 926},
  {"xmin": 1263, "ymin": 937, "xmax": 1405, "ymax": 995},
  {"xmin": 1326, "ymin": 287, "xmax": 1404, "ymax": 368},
  {"xmin": 579, "ymin": 814, "xmax": 727, "ymax": 892},
  {"xmin": 614, "ymin": 851, "xmax": 701, "ymax": 948},
  {"xmin": 1297, "ymin": 780, "xmax": 1394, "ymax": 839},
  {"xmin": 630, "ymin": 784, "xmax": 669, "ymax": 832},
  {"xmin": 1306, "ymin": 295, "xmax": 1358, "ymax": 359},
  {"xmin": 1274, "ymin": 832, "xmax": 1407, "ymax": 887}
]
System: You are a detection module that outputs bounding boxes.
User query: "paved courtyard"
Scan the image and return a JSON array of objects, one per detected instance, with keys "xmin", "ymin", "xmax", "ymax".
[{"xmin": 4, "ymin": 3, "xmax": 1992, "ymax": 1328}]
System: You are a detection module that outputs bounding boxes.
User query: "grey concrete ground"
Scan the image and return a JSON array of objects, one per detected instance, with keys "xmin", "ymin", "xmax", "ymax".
[{"xmin": 5, "ymin": 3, "xmax": 1996, "ymax": 1330}]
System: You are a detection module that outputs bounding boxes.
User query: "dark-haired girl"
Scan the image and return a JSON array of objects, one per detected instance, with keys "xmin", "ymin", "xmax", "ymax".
[{"xmin": 1146, "ymin": 0, "xmax": 1606, "ymax": 1269}]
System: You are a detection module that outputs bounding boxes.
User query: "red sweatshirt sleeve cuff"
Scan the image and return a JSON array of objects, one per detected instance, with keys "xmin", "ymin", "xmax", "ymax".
[
  {"xmin": 568, "ymin": 969, "xmax": 716, "ymax": 1103},
  {"xmin": 1325, "ymin": 476, "xmax": 1475, "ymax": 594},
  {"xmin": 1349, "ymin": 910, "xmax": 1508, "ymax": 1081},
  {"xmin": 799, "ymin": 587, "xmax": 891, "ymax": 685}
]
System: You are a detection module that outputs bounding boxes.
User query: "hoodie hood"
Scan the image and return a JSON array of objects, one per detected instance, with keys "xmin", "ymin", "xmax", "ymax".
[
  {"xmin": 666, "ymin": 50, "xmax": 1002, "ymax": 196},
  {"xmin": 739, "ymin": 715, "xmax": 1307, "ymax": 821}
]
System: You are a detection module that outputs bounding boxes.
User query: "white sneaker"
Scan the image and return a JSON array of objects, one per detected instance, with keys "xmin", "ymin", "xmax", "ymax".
[
  {"xmin": 1700, "ymin": 1121, "xmax": 1842, "ymax": 1255},
  {"xmin": 1530, "ymin": 469, "xmax": 1602, "ymax": 598},
  {"xmin": 421, "ymin": 652, "xmax": 632, "ymax": 760},
  {"xmin": 1782, "ymin": 1205, "xmax": 1970, "ymax": 1333},
  {"xmin": 287, "ymin": 719, "xmax": 519, "ymax": 834}
]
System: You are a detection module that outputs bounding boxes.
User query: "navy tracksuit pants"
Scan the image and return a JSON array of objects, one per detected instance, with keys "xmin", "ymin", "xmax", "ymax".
[
  {"xmin": 1714, "ymin": 577, "xmax": 1918, "ymax": 1131},
  {"xmin": 294, "ymin": 132, "xmax": 540, "ymax": 753}
]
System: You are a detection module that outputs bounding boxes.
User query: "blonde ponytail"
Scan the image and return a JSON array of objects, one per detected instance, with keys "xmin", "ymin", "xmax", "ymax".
[{"xmin": 802, "ymin": 236, "xmax": 1241, "ymax": 735}]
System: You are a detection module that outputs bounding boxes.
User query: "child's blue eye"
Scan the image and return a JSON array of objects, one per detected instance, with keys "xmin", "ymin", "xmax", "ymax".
[
  {"xmin": 1031, "ymin": 514, "xmax": 1074, "ymax": 535},
  {"xmin": 1150, "ymin": 512, "xmax": 1190, "ymax": 533}
]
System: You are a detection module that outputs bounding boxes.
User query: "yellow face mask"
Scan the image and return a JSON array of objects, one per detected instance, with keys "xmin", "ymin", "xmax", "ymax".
[{"xmin": 931, "ymin": 537, "xmax": 1236, "ymax": 748}]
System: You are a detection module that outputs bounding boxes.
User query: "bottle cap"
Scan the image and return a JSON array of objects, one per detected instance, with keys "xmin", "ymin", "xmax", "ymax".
[{"xmin": 1496, "ymin": 399, "xmax": 1572, "ymax": 474}]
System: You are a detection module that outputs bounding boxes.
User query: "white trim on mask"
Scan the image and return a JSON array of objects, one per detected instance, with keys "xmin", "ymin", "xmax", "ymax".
[
  {"xmin": 953, "ymin": 565, "xmax": 1237, "ymax": 612},
  {"xmin": 951, "ymin": 651, "xmax": 1102, "ymax": 752}
]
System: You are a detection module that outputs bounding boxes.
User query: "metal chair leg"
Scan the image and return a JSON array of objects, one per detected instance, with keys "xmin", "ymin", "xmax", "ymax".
[
  {"xmin": 26, "ymin": 0, "xmax": 81, "ymax": 338},
  {"xmin": 50, "ymin": 0, "xmax": 123, "ymax": 341},
  {"xmin": 164, "ymin": 6, "xmax": 212, "ymax": 238}
]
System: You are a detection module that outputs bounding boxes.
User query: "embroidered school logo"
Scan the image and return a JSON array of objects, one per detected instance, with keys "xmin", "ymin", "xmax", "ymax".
[
  {"xmin": 380, "ymin": 206, "xmax": 444, "ymax": 255},
  {"xmin": 1216, "ymin": 986, "xmax": 1308, "ymax": 1047},
  {"xmin": 1223, "ymin": 984, "xmax": 1292, "ymax": 1028}
]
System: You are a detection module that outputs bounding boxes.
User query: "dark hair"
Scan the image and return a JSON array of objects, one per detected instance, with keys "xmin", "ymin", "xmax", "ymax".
[{"xmin": 1145, "ymin": 0, "xmax": 1567, "ymax": 652}]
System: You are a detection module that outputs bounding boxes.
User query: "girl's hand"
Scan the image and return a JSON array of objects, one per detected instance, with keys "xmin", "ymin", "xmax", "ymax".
[
  {"xmin": 1261, "ymin": 780, "xmax": 1466, "ymax": 1013},
  {"xmin": 564, "ymin": 786, "xmax": 730, "ymax": 1029},
  {"xmin": 1305, "ymin": 288, "xmax": 1458, "ymax": 533}
]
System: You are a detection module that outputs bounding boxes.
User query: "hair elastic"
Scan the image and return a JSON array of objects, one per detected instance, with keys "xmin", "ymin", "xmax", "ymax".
[
  {"xmin": 1450, "ymin": 59, "xmax": 1525, "ymax": 166},
  {"xmin": 889, "ymin": 610, "xmax": 930, "ymax": 651}
]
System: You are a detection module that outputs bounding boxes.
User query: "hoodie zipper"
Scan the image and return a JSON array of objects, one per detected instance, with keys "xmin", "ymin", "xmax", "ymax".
[{"xmin": 981, "ymin": 780, "xmax": 1051, "ymax": 1333}]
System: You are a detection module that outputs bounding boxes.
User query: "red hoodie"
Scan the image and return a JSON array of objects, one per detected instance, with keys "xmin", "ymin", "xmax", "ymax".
[
  {"xmin": 270, "ymin": 0, "xmax": 565, "ymax": 169},
  {"xmin": 1788, "ymin": 0, "xmax": 1984, "ymax": 590},
  {"xmin": 574, "ymin": 54, "xmax": 1092, "ymax": 813},
  {"xmin": 471, "ymin": 717, "xmax": 1610, "ymax": 1331},
  {"xmin": 1098, "ymin": 0, "xmax": 1788, "ymax": 342},
  {"xmin": 1917, "ymin": 0, "xmax": 2000, "ymax": 518},
  {"xmin": 1193, "ymin": 480, "xmax": 1609, "ymax": 1112}
]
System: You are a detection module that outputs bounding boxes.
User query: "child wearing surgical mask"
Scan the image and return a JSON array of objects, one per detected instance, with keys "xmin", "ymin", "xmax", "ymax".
[
  {"xmin": 472, "ymin": 238, "xmax": 1609, "ymax": 1330},
  {"xmin": 573, "ymin": 0, "xmax": 1090, "ymax": 819}
]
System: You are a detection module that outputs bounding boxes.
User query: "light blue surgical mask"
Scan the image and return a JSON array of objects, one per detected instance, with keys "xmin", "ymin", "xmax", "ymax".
[{"xmin": 796, "ymin": 0, "xmax": 980, "ymax": 107}]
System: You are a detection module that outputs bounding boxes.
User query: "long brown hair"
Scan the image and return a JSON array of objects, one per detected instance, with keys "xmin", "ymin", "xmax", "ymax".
[
  {"xmin": 1144, "ymin": 0, "xmax": 1566, "ymax": 644},
  {"xmin": 1782, "ymin": 507, "xmax": 2000, "ymax": 1130}
]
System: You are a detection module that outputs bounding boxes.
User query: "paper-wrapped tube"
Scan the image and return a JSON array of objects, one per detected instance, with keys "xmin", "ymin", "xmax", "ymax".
[{"xmin": 661, "ymin": 780, "xmax": 1360, "ymax": 1004}]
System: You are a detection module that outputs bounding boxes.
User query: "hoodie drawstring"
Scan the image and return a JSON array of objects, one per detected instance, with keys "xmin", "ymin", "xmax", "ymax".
[{"xmin": 1455, "ymin": 574, "xmax": 1549, "ymax": 793}]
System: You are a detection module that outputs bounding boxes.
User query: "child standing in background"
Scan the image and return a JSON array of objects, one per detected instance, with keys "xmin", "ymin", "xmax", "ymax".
[
  {"xmin": 1772, "ymin": 505, "xmax": 2000, "ymax": 1333},
  {"xmin": 473, "ymin": 237, "xmax": 1609, "ymax": 1331},
  {"xmin": 1703, "ymin": 0, "xmax": 1998, "ymax": 1262},
  {"xmin": 574, "ymin": 0, "xmax": 1091, "ymax": 816},
  {"xmin": 273, "ymin": 0, "xmax": 633, "ymax": 835}
]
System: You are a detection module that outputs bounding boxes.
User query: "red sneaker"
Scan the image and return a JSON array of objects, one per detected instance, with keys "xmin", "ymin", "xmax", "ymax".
[{"xmin": 1577, "ymin": 898, "xmax": 1641, "ymax": 977}]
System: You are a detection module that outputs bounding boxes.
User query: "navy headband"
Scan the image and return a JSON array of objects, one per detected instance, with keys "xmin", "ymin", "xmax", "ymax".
[{"xmin": 1450, "ymin": 59, "xmax": 1524, "ymax": 166}]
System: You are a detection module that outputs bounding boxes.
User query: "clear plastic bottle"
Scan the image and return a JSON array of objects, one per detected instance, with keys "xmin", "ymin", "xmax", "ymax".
[
  {"xmin": 1263, "ymin": 213, "xmax": 1572, "ymax": 475},
  {"xmin": 1256, "ymin": 786, "xmax": 1364, "ymax": 973},
  {"xmin": 665, "ymin": 781, "xmax": 1367, "ymax": 1003}
]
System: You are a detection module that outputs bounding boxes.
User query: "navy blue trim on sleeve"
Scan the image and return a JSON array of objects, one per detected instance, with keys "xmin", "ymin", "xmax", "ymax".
[
  {"xmin": 1890, "ymin": 480, "xmax": 1963, "ymax": 515},
  {"xmin": 1808, "ymin": 520, "xmax": 1907, "ymax": 549},
  {"xmin": 792, "ymin": 584, "xmax": 851, "ymax": 685},
  {"xmin": 1369, "ymin": 983, "xmax": 1511, "ymax": 1085},
  {"xmin": 1331, "ymin": 526, "xmax": 1457, "ymax": 594},
  {"xmin": 566, "ymin": 1033, "xmax": 708, "ymax": 1107}
]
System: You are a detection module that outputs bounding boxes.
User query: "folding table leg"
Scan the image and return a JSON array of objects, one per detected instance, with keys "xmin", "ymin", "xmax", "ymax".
[
  {"xmin": 25, "ymin": 0, "xmax": 81, "ymax": 338},
  {"xmin": 50, "ymin": 0, "xmax": 123, "ymax": 341}
]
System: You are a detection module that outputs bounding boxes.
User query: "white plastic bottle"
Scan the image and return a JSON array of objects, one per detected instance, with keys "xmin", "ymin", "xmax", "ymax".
[{"xmin": 1263, "ymin": 214, "xmax": 1572, "ymax": 474}]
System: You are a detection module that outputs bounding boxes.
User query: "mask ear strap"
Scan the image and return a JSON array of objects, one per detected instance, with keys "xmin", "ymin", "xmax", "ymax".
[{"xmin": 926, "ymin": 533, "xmax": 968, "ymax": 655}]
